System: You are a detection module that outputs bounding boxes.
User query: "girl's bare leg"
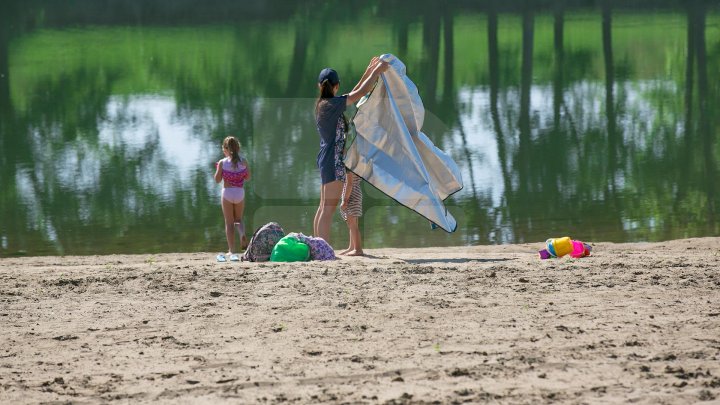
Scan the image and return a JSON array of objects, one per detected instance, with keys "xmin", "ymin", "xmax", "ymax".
[
  {"xmin": 233, "ymin": 200, "xmax": 246, "ymax": 249},
  {"xmin": 221, "ymin": 198, "xmax": 236, "ymax": 254},
  {"xmin": 338, "ymin": 216, "xmax": 353, "ymax": 255},
  {"xmin": 345, "ymin": 216, "xmax": 364, "ymax": 256},
  {"xmin": 338, "ymin": 242, "xmax": 352, "ymax": 256}
]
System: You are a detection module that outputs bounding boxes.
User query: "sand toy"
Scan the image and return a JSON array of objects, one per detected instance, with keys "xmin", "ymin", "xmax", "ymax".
[{"xmin": 539, "ymin": 237, "xmax": 591, "ymax": 259}]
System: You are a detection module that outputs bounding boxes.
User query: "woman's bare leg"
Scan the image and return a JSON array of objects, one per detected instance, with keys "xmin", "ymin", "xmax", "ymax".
[
  {"xmin": 317, "ymin": 180, "xmax": 343, "ymax": 244},
  {"xmin": 313, "ymin": 185, "xmax": 325, "ymax": 237}
]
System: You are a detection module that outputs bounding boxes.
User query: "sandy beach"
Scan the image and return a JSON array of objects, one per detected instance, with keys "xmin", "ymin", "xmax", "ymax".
[{"xmin": 1, "ymin": 238, "xmax": 719, "ymax": 404}]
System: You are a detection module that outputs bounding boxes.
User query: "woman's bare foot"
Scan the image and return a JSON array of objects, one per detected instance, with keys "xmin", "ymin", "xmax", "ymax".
[
  {"xmin": 345, "ymin": 249, "xmax": 364, "ymax": 256},
  {"xmin": 338, "ymin": 248, "xmax": 352, "ymax": 256}
]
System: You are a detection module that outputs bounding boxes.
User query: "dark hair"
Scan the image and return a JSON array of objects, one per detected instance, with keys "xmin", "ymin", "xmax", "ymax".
[
  {"xmin": 315, "ymin": 79, "xmax": 336, "ymax": 117},
  {"xmin": 222, "ymin": 136, "xmax": 242, "ymax": 168},
  {"xmin": 315, "ymin": 79, "xmax": 349, "ymax": 131}
]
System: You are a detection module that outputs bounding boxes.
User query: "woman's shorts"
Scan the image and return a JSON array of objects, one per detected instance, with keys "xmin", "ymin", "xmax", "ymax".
[{"xmin": 222, "ymin": 187, "xmax": 245, "ymax": 204}]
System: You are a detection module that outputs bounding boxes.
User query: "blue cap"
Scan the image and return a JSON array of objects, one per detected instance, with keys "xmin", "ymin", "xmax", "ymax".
[{"xmin": 318, "ymin": 68, "xmax": 340, "ymax": 85}]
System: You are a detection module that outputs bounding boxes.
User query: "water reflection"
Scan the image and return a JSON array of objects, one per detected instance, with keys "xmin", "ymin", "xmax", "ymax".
[{"xmin": 1, "ymin": 0, "xmax": 719, "ymax": 256}]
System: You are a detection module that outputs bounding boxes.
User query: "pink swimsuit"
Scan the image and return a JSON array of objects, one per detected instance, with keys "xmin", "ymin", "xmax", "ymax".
[
  {"xmin": 223, "ymin": 168, "xmax": 247, "ymax": 188},
  {"xmin": 220, "ymin": 158, "xmax": 248, "ymax": 204}
]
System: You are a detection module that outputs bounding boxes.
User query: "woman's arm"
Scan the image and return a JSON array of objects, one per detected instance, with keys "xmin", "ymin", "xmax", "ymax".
[
  {"xmin": 214, "ymin": 160, "xmax": 223, "ymax": 183},
  {"xmin": 346, "ymin": 60, "xmax": 389, "ymax": 105},
  {"xmin": 244, "ymin": 165, "xmax": 251, "ymax": 182},
  {"xmin": 351, "ymin": 57, "xmax": 379, "ymax": 93}
]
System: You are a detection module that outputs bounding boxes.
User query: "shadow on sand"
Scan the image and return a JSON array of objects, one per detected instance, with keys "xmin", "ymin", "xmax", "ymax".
[{"xmin": 401, "ymin": 258, "xmax": 515, "ymax": 265}]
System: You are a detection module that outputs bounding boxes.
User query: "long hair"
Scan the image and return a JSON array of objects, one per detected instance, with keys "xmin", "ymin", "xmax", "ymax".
[
  {"xmin": 315, "ymin": 79, "xmax": 336, "ymax": 118},
  {"xmin": 222, "ymin": 136, "xmax": 242, "ymax": 168},
  {"xmin": 315, "ymin": 79, "xmax": 349, "ymax": 130}
]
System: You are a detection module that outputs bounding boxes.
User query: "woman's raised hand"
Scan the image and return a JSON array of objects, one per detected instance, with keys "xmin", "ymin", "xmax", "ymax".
[
  {"xmin": 374, "ymin": 60, "xmax": 390, "ymax": 74},
  {"xmin": 361, "ymin": 56, "xmax": 380, "ymax": 78},
  {"xmin": 347, "ymin": 57, "xmax": 390, "ymax": 104},
  {"xmin": 366, "ymin": 56, "xmax": 380, "ymax": 71}
]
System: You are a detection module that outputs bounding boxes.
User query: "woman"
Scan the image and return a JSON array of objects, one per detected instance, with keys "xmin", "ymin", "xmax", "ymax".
[{"xmin": 313, "ymin": 57, "xmax": 388, "ymax": 244}]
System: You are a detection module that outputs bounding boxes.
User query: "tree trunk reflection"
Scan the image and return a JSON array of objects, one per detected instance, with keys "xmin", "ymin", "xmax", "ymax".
[
  {"xmin": 285, "ymin": 19, "xmax": 309, "ymax": 97},
  {"xmin": 488, "ymin": 7, "xmax": 511, "ymax": 197},
  {"xmin": 517, "ymin": 3, "xmax": 534, "ymax": 229},
  {"xmin": 694, "ymin": 1, "xmax": 716, "ymax": 222},
  {"xmin": 421, "ymin": 4, "xmax": 441, "ymax": 108},
  {"xmin": 553, "ymin": 1, "xmax": 564, "ymax": 129}
]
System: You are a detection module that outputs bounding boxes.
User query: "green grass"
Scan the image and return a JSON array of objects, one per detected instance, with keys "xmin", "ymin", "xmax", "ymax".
[{"xmin": 9, "ymin": 11, "xmax": 720, "ymax": 111}]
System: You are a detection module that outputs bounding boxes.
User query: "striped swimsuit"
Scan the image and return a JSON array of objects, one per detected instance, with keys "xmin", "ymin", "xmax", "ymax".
[{"xmin": 340, "ymin": 173, "xmax": 363, "ymax": 220}]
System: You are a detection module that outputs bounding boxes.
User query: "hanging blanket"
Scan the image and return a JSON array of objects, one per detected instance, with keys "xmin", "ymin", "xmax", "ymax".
[{"xmin": 344, "ymin": 54, "xmax": 463, "ymax": 232}]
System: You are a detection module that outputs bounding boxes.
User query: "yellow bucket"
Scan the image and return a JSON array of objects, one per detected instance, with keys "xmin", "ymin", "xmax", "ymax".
[{"xmin": 546, "ymin": 237, "xmax": 573, "ymax": 258}]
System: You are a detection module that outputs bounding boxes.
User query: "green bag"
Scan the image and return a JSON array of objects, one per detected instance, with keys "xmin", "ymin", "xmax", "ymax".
[{"xmin": 270, "ymin": 235, "xmax": 310, "ymax": 262}]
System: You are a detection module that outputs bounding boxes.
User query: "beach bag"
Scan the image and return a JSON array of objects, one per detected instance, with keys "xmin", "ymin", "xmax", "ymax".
[
  {"xmin": 241, "ymin": 222, "xmax": 285, "ymax": 262},
  {"xmin": 270, "ymin": 235, "xmax": 310, "ymax": 262},
  {"xmin": 294, "ymin": 233, "xmax": 337, "ymax": 261}
]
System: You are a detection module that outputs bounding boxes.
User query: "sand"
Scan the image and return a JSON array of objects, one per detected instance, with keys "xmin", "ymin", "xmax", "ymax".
[{"xmin": 1, "ymin": 238, "xmax": 719, "ymax": 404}]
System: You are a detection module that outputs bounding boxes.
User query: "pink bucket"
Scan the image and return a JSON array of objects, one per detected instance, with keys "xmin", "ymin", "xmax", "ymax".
[{"xmin": 569, "ymin": 240, "xmax": 591, "ymax": 258}]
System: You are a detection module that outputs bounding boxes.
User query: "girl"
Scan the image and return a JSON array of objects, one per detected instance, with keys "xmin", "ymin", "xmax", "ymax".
[
  {"xmin": 313, "ymin": 57, "xmax": 388, "ymax": 245},
  {"xmin": 214, "ymin": 136, "xmax": 251, "ymax": 262},
  {"xmin": 339, "ymin": 171, "xmax": 363, "ymax": 256}
]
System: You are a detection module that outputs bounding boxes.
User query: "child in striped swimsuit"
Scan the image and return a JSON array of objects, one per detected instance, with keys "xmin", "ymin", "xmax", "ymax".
[{"xmin": 339, "ymin": 172, "xmax": 363, "ymax": 256}]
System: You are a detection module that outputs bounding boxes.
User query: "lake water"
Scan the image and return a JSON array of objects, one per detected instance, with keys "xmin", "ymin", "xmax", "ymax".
[{"xmin": 1, "ymin": 1, "xmax": 719, "ymax": 256}]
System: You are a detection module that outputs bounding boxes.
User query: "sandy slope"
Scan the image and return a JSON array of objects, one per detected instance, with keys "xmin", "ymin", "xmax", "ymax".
[{"xmin": 1, "ymin": 238, "xmax": 719, "ymax": 404}]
